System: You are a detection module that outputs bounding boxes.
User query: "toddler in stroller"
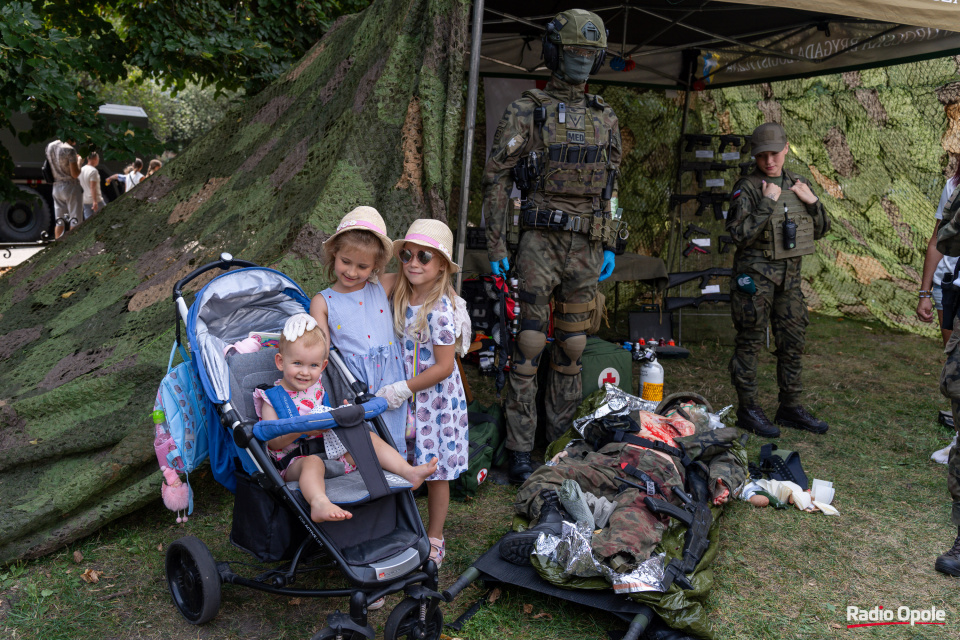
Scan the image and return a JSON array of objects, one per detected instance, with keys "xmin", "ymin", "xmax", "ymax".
[
  {"xmin": 163, "ymin": 254, "xmax": 446, "ymax": 640},
  {"xmin": 254, "ymin": 316, "xmax": 437, "ymax": 522}
]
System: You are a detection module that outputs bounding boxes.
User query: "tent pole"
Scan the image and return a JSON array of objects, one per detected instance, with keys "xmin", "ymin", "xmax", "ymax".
[
  {"xmin": 455, "ymin": 0, "xmax": 485, "ymax": 294},
  {"xmin": 668, "ymin": 50, "xmax": 697, "ymax": 276}
]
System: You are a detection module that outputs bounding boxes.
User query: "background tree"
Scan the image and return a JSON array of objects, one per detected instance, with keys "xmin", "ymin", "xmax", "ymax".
[{"xmin": 0, "ymin": 0, "xmax": 370, "ymax": 200}]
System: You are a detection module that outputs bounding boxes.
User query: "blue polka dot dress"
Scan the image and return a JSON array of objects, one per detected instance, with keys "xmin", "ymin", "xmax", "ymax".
[{"xmin": 402, "ymin": 295, "xmax": 468, "ymax": 481}]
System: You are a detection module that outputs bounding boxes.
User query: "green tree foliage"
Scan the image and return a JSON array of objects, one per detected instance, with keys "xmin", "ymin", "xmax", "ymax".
[
  {"xmin": 0, "ymin": 0, "xmax": 370, "ymax": 200},
  {"xmin": 94, "ymin": 68, "xmax": 243, "ymax": 152}
]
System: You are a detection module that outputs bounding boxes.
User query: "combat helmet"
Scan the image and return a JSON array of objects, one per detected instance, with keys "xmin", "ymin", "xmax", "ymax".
[{"xmin": 542, "ymin": 9, "xmax": 608, "ymax": 77}]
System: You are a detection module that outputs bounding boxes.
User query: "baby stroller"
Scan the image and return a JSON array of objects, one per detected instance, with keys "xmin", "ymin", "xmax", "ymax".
[{"xmin": 163, "ymin": 253, "xmax": 445, "ymax": 640}]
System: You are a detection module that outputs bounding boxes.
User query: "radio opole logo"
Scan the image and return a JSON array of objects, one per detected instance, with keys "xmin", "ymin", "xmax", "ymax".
[{"xmin": 846, "ymin": 605, "xmax": 946, "ymax": 628}]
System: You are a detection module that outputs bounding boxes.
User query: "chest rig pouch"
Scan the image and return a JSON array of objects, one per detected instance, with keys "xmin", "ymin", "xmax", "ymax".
[
  {"xmin": 513, "ymin": 89, "xmax": 621, "ymax": 246},
  {"xmin": 748, "ymin": 174, "xmax": 816, "ymax": 260}
]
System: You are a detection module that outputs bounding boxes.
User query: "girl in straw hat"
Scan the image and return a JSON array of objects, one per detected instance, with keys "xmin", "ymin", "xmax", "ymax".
[
  {"xmin": 309, "ymin": 206, "xmax": 410, "ymax": 456},
  {"xmin": 378, "ymin": 219, "xmax": 471, "ymax": 568}
]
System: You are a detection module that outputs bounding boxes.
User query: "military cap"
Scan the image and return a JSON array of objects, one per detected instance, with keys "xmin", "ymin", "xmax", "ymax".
[{"xmin": 751, "ymin": 123, "xmax": 788, "ymax": 154}]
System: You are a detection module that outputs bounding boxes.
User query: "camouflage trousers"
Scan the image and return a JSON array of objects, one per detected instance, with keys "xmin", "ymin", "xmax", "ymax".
[
  {"xmin": 516, "ymin": 441, "xmax": 683, "ymax": 572},
  {"xmin": 505, "ymin": 230, "xmax": 603, "ymax": 451},
  {"xmin": 939, "ymin": 329, "xmax": 960, "ymax": 525},
  {"xmin": 729, "ymin": 264, "xmax": 808, "ymax": 407}
]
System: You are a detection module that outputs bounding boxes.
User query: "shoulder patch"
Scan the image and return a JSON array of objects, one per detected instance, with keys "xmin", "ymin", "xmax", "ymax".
[{"xmin": 731, "ymin": 189, "xmax": 741, "ymax": 199}]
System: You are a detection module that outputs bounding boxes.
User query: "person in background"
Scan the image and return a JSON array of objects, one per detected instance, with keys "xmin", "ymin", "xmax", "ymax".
[
  {"xmin": 146, "ymin": 159, "xmax": 163, "ymax": 178},
  {"xmin": 45, "ymin": 138, "xmax": 82, "ymax": 239},
  {"xmin": 126, "ymin": 158, "xmax": 144, "ymax": 190},
  {"xmin": 917, "ymin": 161, "xmax": 960, "ymax": 346},
  {"xmin": 78, "ymin": 151, "xmax": 106, "ymax": 222},
  {"xmin": 725, "ymin": 122, "xmax": 832, "ymax": 438}
]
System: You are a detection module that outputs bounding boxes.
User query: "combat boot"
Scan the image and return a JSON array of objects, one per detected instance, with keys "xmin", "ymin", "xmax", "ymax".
[
  {"xmin": 935, "ymin": 528, "xmax": 960, "ymax": 577},
  {"xmin": 507, "ymin": 450, "xmax": 534, "ymax": 485},
  {"xmin": 736, "ymin": 405, "xmax": 780, "ymax": 438},
  {"xmin": 775, "ymin": 405, "xmax": 829, "ymax": 434},
  {"xmin": 499, "ymin": 490, "xmax": 565, "ymax": 566}
]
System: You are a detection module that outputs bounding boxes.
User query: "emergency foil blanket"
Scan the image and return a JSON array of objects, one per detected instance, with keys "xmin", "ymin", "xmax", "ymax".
[
  {"xmin": 572, "ymin": 384, "xmax": 658, "ymax": 437},
  {"xmin": 533, "ymin": 520, "xmax": 666, "ymax": 593}
]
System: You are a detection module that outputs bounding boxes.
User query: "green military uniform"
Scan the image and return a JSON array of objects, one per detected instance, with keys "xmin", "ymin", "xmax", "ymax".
[
  {"xmin": 482, "ymin": 11, "xmax": 622, "ymax": 466},
  {"xmin": 726, "ymin": 168, "xmax": 829, "ymax": 409},
  {"xmin": 514, "ymin": 419, "xmax": 746, "ymax": 572}
]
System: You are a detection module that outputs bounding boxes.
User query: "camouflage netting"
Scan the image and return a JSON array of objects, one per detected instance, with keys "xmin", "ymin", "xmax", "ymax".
[
  {"xmin": 688, "ymin": 56, "xmax": 960, "ymax": 338},
  {"xmin": 0, "ymin": 0, "xmax": 468, "ymax": 565},
  {"xmin": 464, "ymin": 58, "xmax": 960, "ymax": 339}
]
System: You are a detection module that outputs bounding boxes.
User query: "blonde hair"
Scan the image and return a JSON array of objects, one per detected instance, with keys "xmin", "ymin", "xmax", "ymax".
[
  {"xmin": 323, "ymin": 229, "xmax": 390, "ymax": 282},
  {"xmin": 390, "ymin": 249, "xmax": 458, "ymax": 340},
  {"xmin": 278, "ymin": 324, "xmax": 329, "ymax": 360}
]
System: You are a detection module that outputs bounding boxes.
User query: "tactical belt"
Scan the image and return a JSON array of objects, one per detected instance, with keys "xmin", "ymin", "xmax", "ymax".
[
  {"xmin": 609, "ymin": 430, "xmax": 694, "ymax": 469},
  {"xmin": 521, "ymin": 208, "xmax": 590, "ymax": 233},
  {"xmin": 276, "ymin": 437, "xmax": 326, "ymax": 471},
  {"xmin": 620, "ymin": 462, "xmax": 664, "ymax": 497},
  {"xmin": 520, "ymin": 208, "xmax": 621, "ymax": 245}
]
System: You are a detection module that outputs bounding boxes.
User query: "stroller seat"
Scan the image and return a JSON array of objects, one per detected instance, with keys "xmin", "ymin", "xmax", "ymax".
[{"xmin": 226, "ymin": 348, "xmax": 412, "ymax": 504}]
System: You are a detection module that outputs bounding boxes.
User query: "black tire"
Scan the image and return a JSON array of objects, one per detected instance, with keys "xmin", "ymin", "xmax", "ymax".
[
  {"xmin": 165, "ymin": 536, "xmax": 221, "ymax": 625},
  {"xmin": 309, "ymin": 627, "xmax": 366, "ymax": 640},
  {"xmin": 383, "ymin": 597, "xmax": 444, "ymax": 640},
  {"xmin": 0, "ymin": 185, "xmax": 53, "ymax": 242}
]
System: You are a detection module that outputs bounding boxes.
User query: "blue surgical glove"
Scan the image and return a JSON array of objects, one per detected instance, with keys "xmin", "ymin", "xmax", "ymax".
[
  {"xmin": 490, "ymin": 257, "xmax": 510, "ymax": 276},
  {"xmin": 598, "ymin": 250, "xmax": 616, "ymax": 282}
]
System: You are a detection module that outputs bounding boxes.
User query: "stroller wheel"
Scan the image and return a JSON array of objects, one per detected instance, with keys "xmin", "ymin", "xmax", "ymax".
[
  {"xmin": 165, "ymin": 536, "xmax": 221, "ymax": 624},
  {"xmin": 310, "ymin": 627, "xmax": 366, "ymax": 640},
  {"xmin": 383, "ymin": 597, "xmax": 444, "ymax": 640}
]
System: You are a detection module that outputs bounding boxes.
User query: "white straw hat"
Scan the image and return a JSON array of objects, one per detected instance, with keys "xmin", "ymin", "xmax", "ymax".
[
  {"xmin": 324, "ymin": 206, "xmax": 394, "ymax": 259},
  {"xmin": 393, "ymin": 219, "xmax": 460, "ymax": 273}
]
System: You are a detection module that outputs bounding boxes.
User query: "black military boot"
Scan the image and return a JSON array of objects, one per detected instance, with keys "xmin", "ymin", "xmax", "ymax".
[
  {"xmin": 935, "ymin": 528, "xmax": 960, "ymax": 576},
  {"xmin": 499, "ymin": 490, "xmax": 565, "ymax": 566},
  {"xmin": 507, "ymin": 449, "xmax": 534, "ymax": 485},
  {"xmin": 775, "ymin": 405, "xmax": 829, "ymax": 434},
  {"xmin": 736, "ymin": 405, "xmax": 780, "ymax": 438}
]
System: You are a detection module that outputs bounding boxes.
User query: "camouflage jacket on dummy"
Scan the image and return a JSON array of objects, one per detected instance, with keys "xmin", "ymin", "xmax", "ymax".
[
  {"xmin": 515, "ymin": 408, "xmax": 747, "ymax": 573},
  {"xmin": 482, "ymin": 75, "xmax": 622, "ymax": 262},
  {"xmin": 726, "ymin": 168, "xmax": 830, "ymax": 286}
]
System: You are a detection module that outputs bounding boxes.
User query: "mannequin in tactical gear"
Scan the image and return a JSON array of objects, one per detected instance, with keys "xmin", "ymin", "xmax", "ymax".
[
  {"xmin": 726, "ymin": 123, "xmax": 831, "ymax": 438},
  {"xmin": 482, "ymin": 9, "xmax": 623, "ymax": 484}
]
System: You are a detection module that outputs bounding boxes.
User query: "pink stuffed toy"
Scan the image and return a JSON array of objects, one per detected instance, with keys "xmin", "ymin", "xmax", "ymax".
[{"xmin": 161, "ymin": 465, "xmax": 191, "ymax": 523}]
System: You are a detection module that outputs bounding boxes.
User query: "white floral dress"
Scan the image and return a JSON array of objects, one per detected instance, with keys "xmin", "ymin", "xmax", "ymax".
[{"xmin": 402, "ymin": 296, "xmax": 468, "ymax": 481}]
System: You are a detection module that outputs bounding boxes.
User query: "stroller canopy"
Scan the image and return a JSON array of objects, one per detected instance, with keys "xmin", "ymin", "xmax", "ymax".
[{"xmin": 186, "ymin": 267, "xmax": 310, "ymax": 405}]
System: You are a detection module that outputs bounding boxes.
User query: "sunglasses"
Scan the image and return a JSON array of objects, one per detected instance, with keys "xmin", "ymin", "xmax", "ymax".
[{"xmin": 398, "ymin": 248, "xmax": 434, "ymax": 265}]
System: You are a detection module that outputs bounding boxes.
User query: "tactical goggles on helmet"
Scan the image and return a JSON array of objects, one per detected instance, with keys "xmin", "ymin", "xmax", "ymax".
[
  {"xmin": 398, "ymin": 248, "xmax": 435, "ymax": 265},
  {"xmin": 564, "ymin": 45, "xmax": 600, "ymax": 58}
]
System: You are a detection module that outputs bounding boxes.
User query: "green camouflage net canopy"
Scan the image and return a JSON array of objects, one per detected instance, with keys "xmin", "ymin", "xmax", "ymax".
[
  {"xmin": 674, "ymin": 57, "xmax": 960, "ymax": 338},
  {"xmin": 0, "ymin": 0, "xmax": 468, "ymax": 565}
]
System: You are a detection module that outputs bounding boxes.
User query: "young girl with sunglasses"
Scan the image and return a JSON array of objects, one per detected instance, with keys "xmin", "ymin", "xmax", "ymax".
[{"xmin": 377, "ymin": 219, "xmax": 470, "ymax": 569}]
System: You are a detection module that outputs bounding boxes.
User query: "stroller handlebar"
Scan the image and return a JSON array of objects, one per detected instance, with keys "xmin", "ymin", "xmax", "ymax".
[
  {"xmin": 252, "ymin": 397, "xmax": 389, "ymax": 442},
  {"xmin": 173, "ymin": 253, "xmax": 259, "ymax": 301}
]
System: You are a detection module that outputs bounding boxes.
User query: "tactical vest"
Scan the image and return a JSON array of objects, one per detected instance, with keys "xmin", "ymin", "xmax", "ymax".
[
  {"xmin": 522, "ymin": 89, "xmax": 610, "ymax": 197},
  {"xmin": 510, "ymin": 89, "xmax": 621, "ymax": 246},
  {"xmin": 745, "ymin": 172, "xmax": 816, "ymax": 260}
]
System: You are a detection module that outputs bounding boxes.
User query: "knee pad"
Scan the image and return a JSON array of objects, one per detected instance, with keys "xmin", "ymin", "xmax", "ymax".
[
  {"xmin": 514, "ymin": 329, "xmax": 547, "ymax": 376},
  {"xmin": 551, "ymin": 333, "xmax": 587, "ymax": 375}
]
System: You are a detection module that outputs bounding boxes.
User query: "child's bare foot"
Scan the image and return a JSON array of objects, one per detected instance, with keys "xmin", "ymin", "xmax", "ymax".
[
  {"xmin": 405, "ymin": 457, "xmax": 438, "ymax": 489},
  {"xmin": 310, "ymin": 497, "xmax": 352, "ymax": 522}
]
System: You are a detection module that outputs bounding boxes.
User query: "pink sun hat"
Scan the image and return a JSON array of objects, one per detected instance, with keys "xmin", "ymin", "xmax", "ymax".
[
  {"xmin": 324, "ymin": 206, "xmax": 394, "ymax": 259},
  {"xmin": 393, "ymin": 219, "xmax": 460, "ymax": 273}
]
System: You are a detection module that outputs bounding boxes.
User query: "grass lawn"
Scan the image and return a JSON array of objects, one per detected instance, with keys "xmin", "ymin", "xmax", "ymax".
[{"xmin": 1, "ymin": 312, "xmax": 957, "ymax": 639}]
